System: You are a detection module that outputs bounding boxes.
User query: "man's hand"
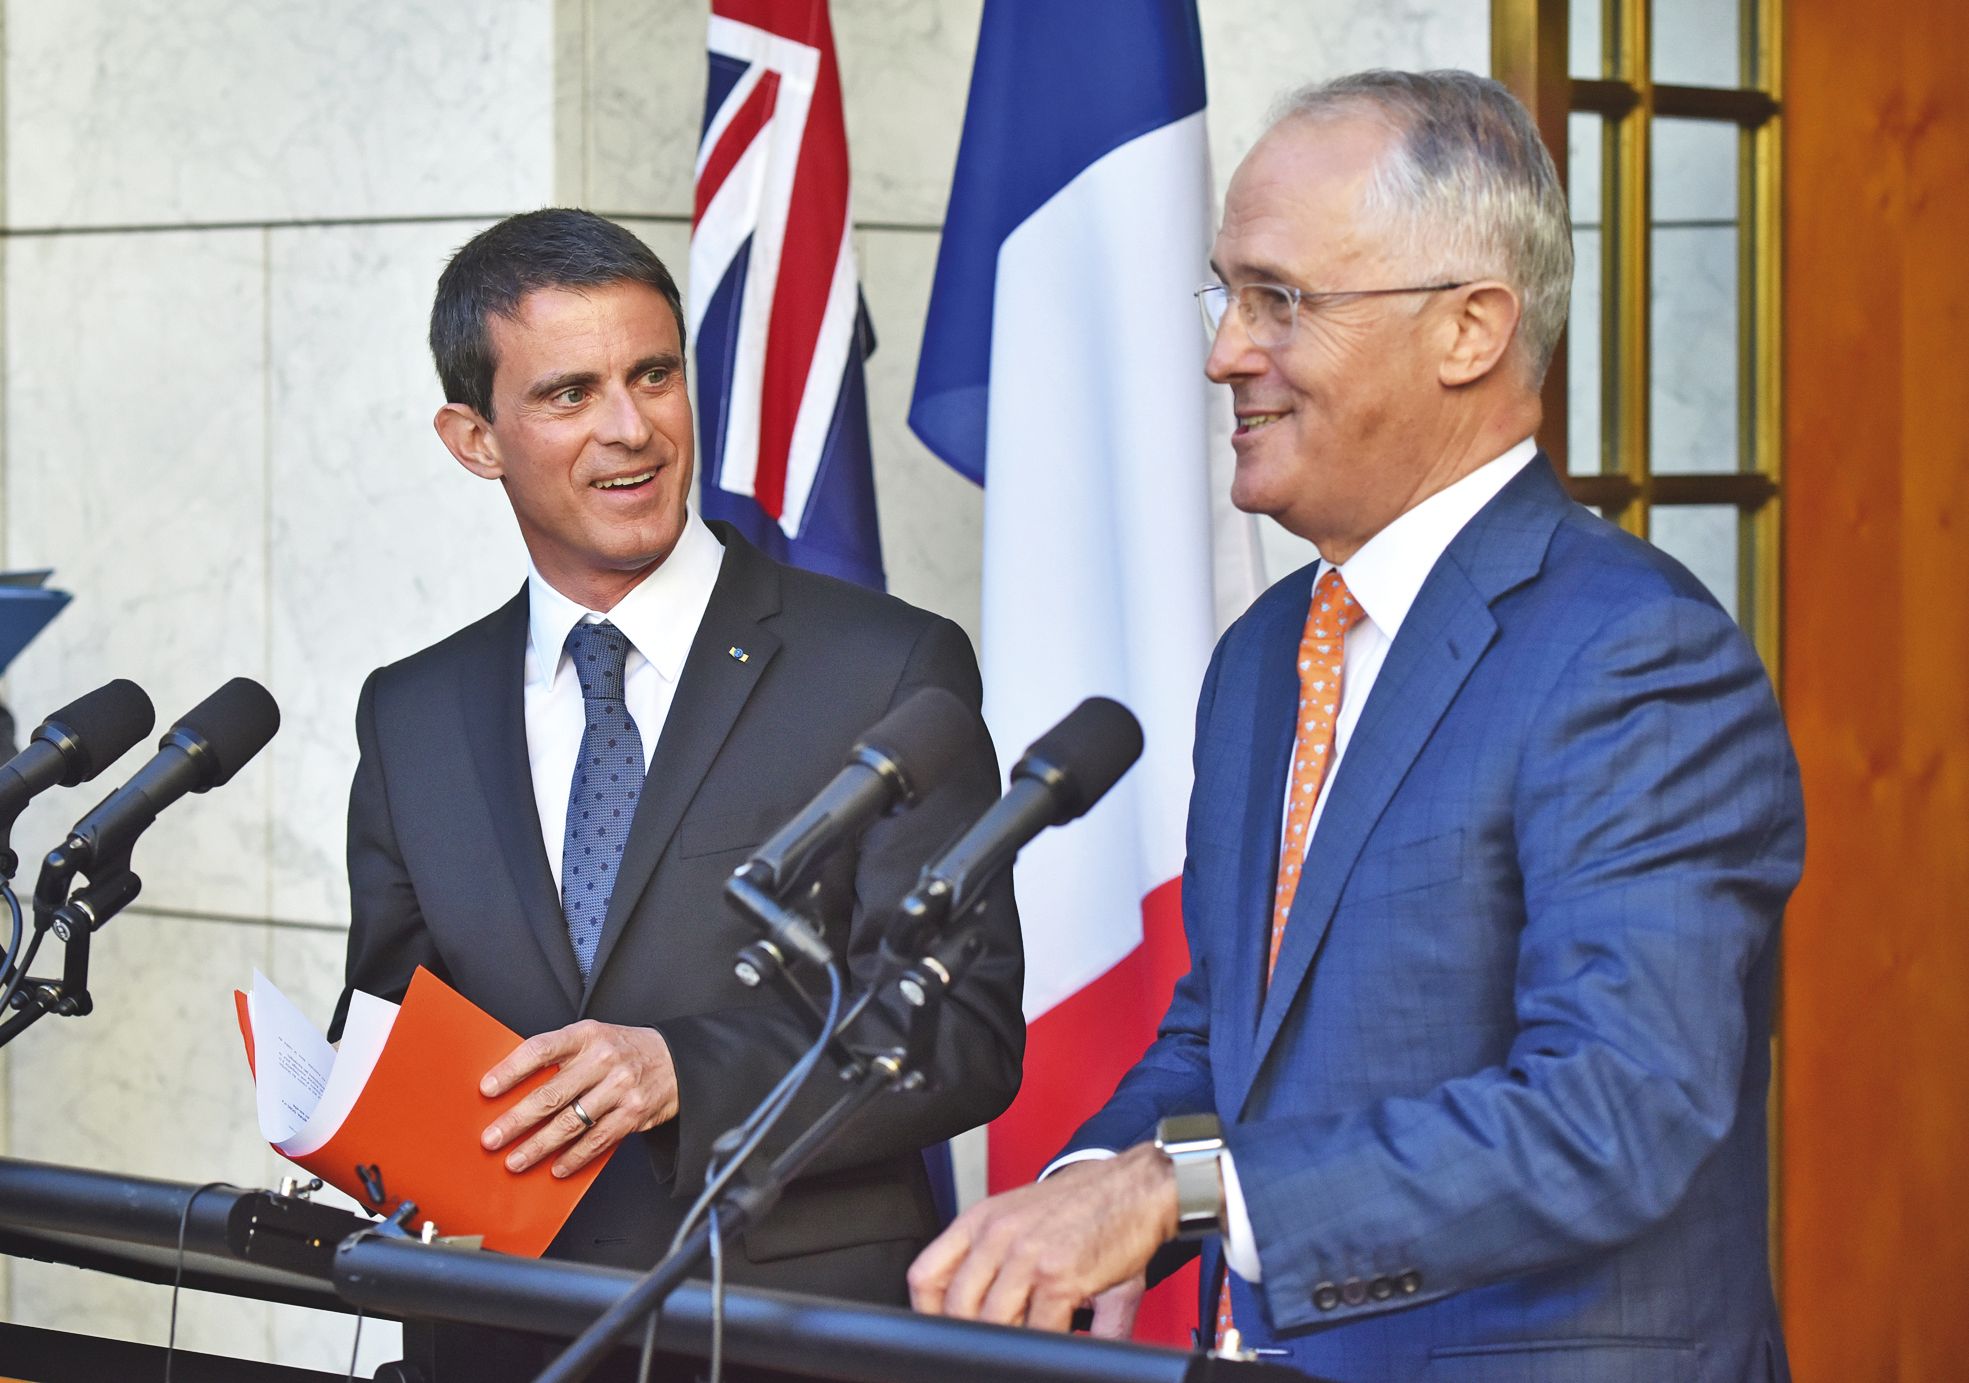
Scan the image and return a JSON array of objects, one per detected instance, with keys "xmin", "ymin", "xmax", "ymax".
[
  {"xmin": 908, "ymin": 1144, "xmax": 1177, "ymax": 1331},
  {"xmin": 479, "ymin": 1021, "xmax": 679, "ymax": 1178}
]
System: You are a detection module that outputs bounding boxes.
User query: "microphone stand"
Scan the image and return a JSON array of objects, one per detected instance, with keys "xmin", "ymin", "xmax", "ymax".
[
  {"xmin": 0, "ymin": 838, "xmax": 144, "ymax": 1048},
  {"xmin": 531, "ymin": 873, "xmax": 993, "ymax": 1383}
]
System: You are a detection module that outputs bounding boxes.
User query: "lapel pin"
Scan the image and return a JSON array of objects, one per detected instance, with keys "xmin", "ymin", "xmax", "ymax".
[{"xmin": 728, "ymin": 645, "xmax": 750, "ymax": 663}]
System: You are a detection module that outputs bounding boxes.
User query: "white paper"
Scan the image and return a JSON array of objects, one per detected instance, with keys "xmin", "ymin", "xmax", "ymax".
[
  {"xmin": 247, "ymin": 970, "xmax": 400, "ymax": 1156},
  {"xmin": 247, "ymin": 968, "xmax": 335, "ymax": 1145},
  {"xmin": 280, "ymin": 987, "xmax": 399, "ymax": 1158}
]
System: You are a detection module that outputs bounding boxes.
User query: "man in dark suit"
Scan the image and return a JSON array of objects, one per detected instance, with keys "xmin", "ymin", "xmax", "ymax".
[
  {"xmin": 334, "ymin": 210, "xmax": 1022, "ymax": 1318},
  {"xmin": 910, "ymin": 72, "xmax": 1802, "ymax": 1382}
]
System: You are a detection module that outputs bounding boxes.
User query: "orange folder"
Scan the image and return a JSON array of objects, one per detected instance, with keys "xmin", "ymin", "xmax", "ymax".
[{"xmin": 235, "ymin": 965, "xmax": 611, "ymax": 1257}]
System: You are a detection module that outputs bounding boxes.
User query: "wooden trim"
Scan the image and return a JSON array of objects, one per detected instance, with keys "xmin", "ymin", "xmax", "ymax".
[
  {"xmin": 1654, "ymin": 84, "xmax": 1781, "ymax": 124},
  {"xmin": 1493, "ymin": 0, "xmax": 1574, "ymax": 470}
]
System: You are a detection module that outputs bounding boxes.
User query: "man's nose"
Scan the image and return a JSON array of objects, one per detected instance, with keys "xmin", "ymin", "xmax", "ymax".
[
  {"xmin": 1204, "ymin": 311, "xmax": 1263, "ymax": 384},
  {"xmin": 595, "ymin": 385, "xmax": 655, "ymax": 448}
]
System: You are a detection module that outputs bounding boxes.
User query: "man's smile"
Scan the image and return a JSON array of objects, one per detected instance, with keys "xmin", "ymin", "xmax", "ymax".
[{"xmin": 592, "ymin": 469, "xmax": 657, "ymax": 491}]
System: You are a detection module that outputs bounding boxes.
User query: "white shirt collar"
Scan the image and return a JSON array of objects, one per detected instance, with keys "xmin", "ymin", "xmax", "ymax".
[
  {"xmin": 1332, "ymin": 437, "xmax": 1539, "ymax": 640},
  {"xmin": 524, "ymin": 509, "xmax": 725, "ymax": 687}
]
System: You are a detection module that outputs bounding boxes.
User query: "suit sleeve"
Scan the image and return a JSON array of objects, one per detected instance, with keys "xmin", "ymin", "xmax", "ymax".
[
  {"xmin": 651, "ymin": 615, "xmax": 1025, "ymax": 1193},
  {"xmin": 1227, "ymin": 593, "xmax": 1804, "ymax": 1331},
  {"xmin": 1059, "ymin": 634, "xmax": 1231, "ymax": 1157},
  {"xmin": 332, "ymin": 669, "xmax": 446, "ymax": 1042}
]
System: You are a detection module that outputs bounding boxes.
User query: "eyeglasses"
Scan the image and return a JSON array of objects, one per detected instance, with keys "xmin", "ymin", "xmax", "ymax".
[{"xmin": 1194, "ymin": 280, "xmax": 1470, "ymax": 348}]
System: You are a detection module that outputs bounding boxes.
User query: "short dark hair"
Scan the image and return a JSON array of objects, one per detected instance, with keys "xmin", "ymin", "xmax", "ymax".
[{"xmin": 429, "ymin": 208, "xmax": 687, "ymax": 420}]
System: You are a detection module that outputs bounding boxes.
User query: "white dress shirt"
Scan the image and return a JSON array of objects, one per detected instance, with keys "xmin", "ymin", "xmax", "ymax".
[
  {"xmin": 1046, "ymin": 438, "xmax": 1540, "ymax": 1285},
  {"xmin": 524, "ymin": 510, "xmax": 725, "ymax": 892}
]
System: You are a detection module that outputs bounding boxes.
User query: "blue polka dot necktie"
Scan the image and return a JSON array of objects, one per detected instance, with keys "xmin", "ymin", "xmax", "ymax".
[{"xmin": 561, "ymin": 620, "xmax": 646, "ymax": 981}]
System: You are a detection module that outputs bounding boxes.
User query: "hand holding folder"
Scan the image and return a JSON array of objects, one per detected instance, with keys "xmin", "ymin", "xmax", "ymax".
[{"xmin": 235, "ymin": 965, "xmax": 612, "ymax": 1257}]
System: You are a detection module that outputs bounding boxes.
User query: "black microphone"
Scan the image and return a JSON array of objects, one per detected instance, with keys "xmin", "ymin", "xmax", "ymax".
[
  {"xmin": 0, "ymin": 680, "xmax": 155, "ymax": 875},
  {"xmin": 898, "ymin": 697, "xmax": 1143, "ymax": 935},
  {"xmin": 737, "ymin": 686, "xmax": 974, "ymax": 900},
  {"xmin": 55, "ymin": 677, "xmax": 281, "ymax": 874}
]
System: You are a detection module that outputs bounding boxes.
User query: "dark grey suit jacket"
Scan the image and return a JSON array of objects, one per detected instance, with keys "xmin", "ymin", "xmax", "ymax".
[{"xmin": 335, "ymin": 523, "xmax": 1022, "ymax": 1304}]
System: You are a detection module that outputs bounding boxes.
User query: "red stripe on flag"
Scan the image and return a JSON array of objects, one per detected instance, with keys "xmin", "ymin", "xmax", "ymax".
[
  {"xmin": 750, "ymin": 6, "xmax": 849, "ymax": 521},
  {"xmin": 712, "ymin": 0, "xmax": 819, "ymax": 43},
  {"xmin": 694, "ymin": 70, "xmax": 781, "ymax": 230},
  {"xmin": 987, "ymin": 877, "xmax": 1199, "ymax": 1346}
]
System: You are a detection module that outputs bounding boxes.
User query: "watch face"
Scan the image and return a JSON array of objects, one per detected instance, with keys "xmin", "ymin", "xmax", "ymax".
[{"xmin": 1158, "ymin": 1113, "xmax": 1223, "ymax": 1149}]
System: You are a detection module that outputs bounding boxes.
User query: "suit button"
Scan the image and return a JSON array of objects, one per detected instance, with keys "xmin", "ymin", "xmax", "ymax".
[
  {"xmin": 1397, "ymin": 1270, "xmax": 1422, "ymax": 1295},
  {"xmin": 1369, "ymin": 1275, "xmax": 1394, "ymax": 1301},
  {"xmin": 1340, "ymin": 1278, "xmax": 1368, "ymax": 1306},
  {"xmin": 1312, "ymin": 1282, "xmax": 1341, "ymax": 1311}
]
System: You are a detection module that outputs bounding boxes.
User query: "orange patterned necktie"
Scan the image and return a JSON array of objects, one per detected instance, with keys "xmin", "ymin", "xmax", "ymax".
[{"xmin": 1215, "ymin": 567, "xmax": 1366, "ymax": 1352}]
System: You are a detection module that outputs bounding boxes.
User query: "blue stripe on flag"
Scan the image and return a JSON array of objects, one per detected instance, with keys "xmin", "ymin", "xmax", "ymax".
[
  {"xmin": 908, "ymin": 0, "xmax": 1207, "ymax": 483},
  {"xmin": 702, "ymin": 51, "xmax": 750, "ymax": 140},
  {"xmin": 694, "ymin": 233, "xmax": 751, "ymax": 500},
  {"xmin": 700, "ymin": 298, "xmax": 885, "ymax": 589}
]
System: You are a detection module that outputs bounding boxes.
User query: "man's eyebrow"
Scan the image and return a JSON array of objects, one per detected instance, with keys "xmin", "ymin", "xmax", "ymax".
[
  {"xmin": 1210, "ymin": 258, "xmax": 1301, "ymax": 287},
  {"xmin": 525, "ymin": 368, "xmax": 601, "ymax": 402},
  {"xmin": 630, "ymin": 352, "xmax": 685, "ymax": 378}
]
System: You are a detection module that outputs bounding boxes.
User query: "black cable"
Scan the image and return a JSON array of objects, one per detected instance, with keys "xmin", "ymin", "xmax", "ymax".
[
  {"xmin": 666, "ymin": 961, "xmax": 845, "ymax": 1257},
  {"xmin": 345, "ymin": 1305, "xmax": 366, "ymax": 1382},
  {"xmin": 0, "ymin": 879, "xmax": 30, "ymax": 1014},
  {"xmin": 163, "ymin": 1181, "xmax": 238, "ymax": 1383},
  {"xmin": 636, "ymin": 1309, "xmax": 659, "ymax": 1383},
  {"xmin": 552, "ymin": 961, "xmax": 849, "ymax": 1383},
  {"xmin": 705, "ymin": 1206, "xmax": 725, "ymax": 1383}
]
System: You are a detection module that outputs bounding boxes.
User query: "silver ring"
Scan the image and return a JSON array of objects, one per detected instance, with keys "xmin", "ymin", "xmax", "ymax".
[{"xmin": 570, "ymin": 1097, "xmax": 596, "ymax": 1130}]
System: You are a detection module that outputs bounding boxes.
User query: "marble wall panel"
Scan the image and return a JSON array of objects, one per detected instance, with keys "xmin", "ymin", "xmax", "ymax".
[
  {"xmin": 265, "ymin": 220, "xmax": 527, "ymax": 928},
  {"xmin": 1647, "ymin": 504, "xmax": 1739, "ymax": 622},
  {"xmin": 1569, "ymin": 227, "xmax": 1605, "ymax": 474},
  {"xmin": 4, "ymin": 908, "xmax": 275, "ymax": 1353},
  {"xmin": 1650, "ymin": 224, "xmax": 1737, "ymax": 475},
  {"xmin": 833, "ymin": 0, "xmax": 986, "ymax": 228},
  {"xmin": 4, "ymin": 0, "xmax": 557, "ymax": 229},
  {"xmin": 1651, "ymin": 0, "xmax": 1743, "ymax": 90},
  {"xmin": 853, "ymin": 227, "xmax": 984, "ymax": 645},
  {"xmin": 6, "ymin": 1265, "xmax": 272, "ymax": 1361},
  {"xmin": 1200, "ymin": 0, "xmax": 1491, "ymax": 206},
  {"xmin": 571, "ymin": 0, "xmax": 985, "ymax": 228},
  {"xmin": 3, "ymin": 229, "xmax": 271, "ymax": 919},
  {"xmin": 561, "ymin": 0, "xmax": 707, "ymax": 216}
]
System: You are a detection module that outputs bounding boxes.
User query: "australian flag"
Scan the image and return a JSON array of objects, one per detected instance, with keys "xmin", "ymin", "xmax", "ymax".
[{"xmin": 691, "ymin": 0, "xmax": 883, "ymax": 590}]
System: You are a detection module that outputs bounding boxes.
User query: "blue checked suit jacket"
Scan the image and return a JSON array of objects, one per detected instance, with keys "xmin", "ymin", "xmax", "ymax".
[{"xmin": 1070, "ymin": 459, "xmax": 1803, "ymax": 1382}]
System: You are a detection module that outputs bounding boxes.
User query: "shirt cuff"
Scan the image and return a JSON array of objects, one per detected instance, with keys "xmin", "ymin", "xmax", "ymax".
[
  {"xmin": 1220, "ymin": 1150, "xmax": 1261, "ymax": 1282},
  {"xmin": 1039, "ymin": 1147, "xmax": 1116, "ymax": 1179}
]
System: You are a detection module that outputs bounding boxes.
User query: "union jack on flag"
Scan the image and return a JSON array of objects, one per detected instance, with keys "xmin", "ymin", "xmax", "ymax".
[{"xmin": 691, "ymin": 0, "xmax": 883, "ymax": 589}]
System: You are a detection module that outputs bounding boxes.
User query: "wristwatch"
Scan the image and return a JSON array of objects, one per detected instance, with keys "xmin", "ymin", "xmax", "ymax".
[{"xmin": 1154, "ymin": 1113, "xmax": 1227, "ymax": 1240}]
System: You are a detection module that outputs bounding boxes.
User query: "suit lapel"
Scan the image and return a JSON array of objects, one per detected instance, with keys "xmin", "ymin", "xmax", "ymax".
[
  {"xmin": 459, "ymin": 587, "xmax": 585, "ymax": 1011},
  {"xmin": 1234, "ymin": 457, "xmax": 1570, "ymax": 1114},
  {"xmin": 1214, "ymin": 579, "xmax": 1313, "ymax": 1105},
  {"xmin": 582, "ymin": 527, "xmax": 782, "ymax": 997}
]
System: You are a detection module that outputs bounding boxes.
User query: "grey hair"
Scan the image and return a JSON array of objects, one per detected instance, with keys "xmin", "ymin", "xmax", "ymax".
[{"xmin": 1270, "ymin": 70, "xmax": 1573, "ymax": 382}]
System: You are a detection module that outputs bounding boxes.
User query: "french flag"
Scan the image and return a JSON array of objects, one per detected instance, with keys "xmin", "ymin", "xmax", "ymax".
[
  {"xmin": 691, "ymin": 0, "xmax": 882, "ymax": 589},
  {"xmin": 911, "ymin": 0, "xmax": 1246, "ymax": 1342}
]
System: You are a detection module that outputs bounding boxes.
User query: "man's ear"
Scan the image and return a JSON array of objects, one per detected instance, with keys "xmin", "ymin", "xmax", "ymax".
[
  {"xmin": 434, "ymin": 402, "xmax": 503, "ymax": 479},
  {"xmin": 1438, "ymin": 281, "xmax": 1523, "ymax": 388}
]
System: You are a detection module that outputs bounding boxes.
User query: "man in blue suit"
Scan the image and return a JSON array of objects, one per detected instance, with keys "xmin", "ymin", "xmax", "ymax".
[{"xmin": 909, "ymin": 70, "xmax": 1803, "ymax": 1382}]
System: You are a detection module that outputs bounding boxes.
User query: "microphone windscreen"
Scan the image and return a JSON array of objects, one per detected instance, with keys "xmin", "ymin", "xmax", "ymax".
[
  {"xmin": 41, "ymin": 679, "xmax": 156, "ymax": 782},
  {"xmin": 174, "ymin": 677, "xmax": 282, "ymax": 787},
  {"xmin": 854, "ymin": 686, "xmax": 973, "ymax": 801},
  {"xmin": 1015, "ymin": 696, "xmax": 1144, "ymax": 822}
]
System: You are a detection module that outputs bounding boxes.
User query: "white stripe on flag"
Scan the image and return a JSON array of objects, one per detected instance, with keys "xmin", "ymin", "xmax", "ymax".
[
  {"xmin": 693, "ymin": 17, "xmax": 820, "ymax": 498},
  {"xmin": 693, "ymin": 59, "xmax": 766, "ymax": 183},
  {"xmin": 778, "ymin": 203, "xmax": 862, "ymax": 536},
  {"xmin": 980, "ymin": 112, "xmax": 1224, "ymax": 1017}
]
